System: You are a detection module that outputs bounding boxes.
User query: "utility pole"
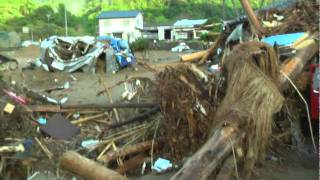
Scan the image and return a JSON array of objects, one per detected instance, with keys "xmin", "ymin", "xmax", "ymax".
[{"xmin": 64, "ymin": 0, "xmax": 68, "ymax": 36}]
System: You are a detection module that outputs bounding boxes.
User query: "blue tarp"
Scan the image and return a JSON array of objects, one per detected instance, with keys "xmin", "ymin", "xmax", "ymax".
[
  {"xmin": 261, "ymin": 32, "xmax": 306, "ymax": 46},
  {"xmin": 97, "ymin": 36, "xmax": 135, "ymax": 68}
]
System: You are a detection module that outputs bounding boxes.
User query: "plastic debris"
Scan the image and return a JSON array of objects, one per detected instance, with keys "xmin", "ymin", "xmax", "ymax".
[
  {"xmin": 81, "ymin": 139, "xmax": 100, "ymax": 149},
  {"xmin": 42, "ymin": 95, "xmax": 68, "ymax": 105},
  {"xmin": 3, "ymin": 89, "xmax": 28, "ymax": 105},
  {"xmin": 141, "ymin": 161, "xmax": 147, "ymax": 175},
  {"xmin": 266, "ymin": 154, "xmax": 279, "ymax": 161},
  {"xmin": 70, "ymin": 74, "xmax": 78, "ymax": 81},
  {"xmin": 37, "ymin": 117, "xmax": 47, "ymax": 125},
  {"xmin": 40, "ymin": 114, "xmax": 79, "ymax": 140},
  {"xmin": 3, "ymin": 103, "xmax": 15, "ymax": 114},
  {"xmin": 208, "ymin": 64, "xmax": 220, "ymax": 72},
  {"xmin": 152, "ymin": 158, "xmax": 173, "ymax": 172},
  {"xmin": 261, "ymin": 32, "xmax": 306, "ymax": 46},
  {"xmin": 73, "ymin": 112, "xmax": 80, "ymax": 119}
]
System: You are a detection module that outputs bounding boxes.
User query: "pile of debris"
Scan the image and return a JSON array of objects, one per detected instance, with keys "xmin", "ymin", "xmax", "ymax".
[
  {"xmin": 165, "ymin": 1, "xmax": 319, "ymax": 179},
  {"xmin": 0, "ymin": 0, "xmax": 318, "ymax": 179},
  {"xmin": 155, "ymin": 64, "xmax": 223, "ymax": 161},
  {"xmin": 37, "ymin": 36, "xmax": 136, "ymax": 73}
]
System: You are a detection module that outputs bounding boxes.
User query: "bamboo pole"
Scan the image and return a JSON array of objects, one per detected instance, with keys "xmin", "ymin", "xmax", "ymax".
[
  {"xmin": 71, "ymin": 113, "xmax": 106, "ymax": 124},
  {"xmin": 240, "ymin": 0, "xmax": 265, "ymax": 34}
]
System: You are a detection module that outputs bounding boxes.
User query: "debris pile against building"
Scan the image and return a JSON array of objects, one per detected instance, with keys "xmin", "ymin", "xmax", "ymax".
[{"xmin": 0, "ymin": 0, "xmax": 318, "ymax": 180}]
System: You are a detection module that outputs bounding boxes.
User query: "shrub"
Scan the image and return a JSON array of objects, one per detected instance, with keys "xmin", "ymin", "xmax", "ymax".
[{"xmin": 130, "ymin": 38, "xmax": 150, "ymax": 52}]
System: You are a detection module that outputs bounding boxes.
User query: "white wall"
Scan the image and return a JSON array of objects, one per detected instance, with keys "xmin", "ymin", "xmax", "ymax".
[
  {"xmin": 171, "ymin": 28, "xmax": 208, "ymax": 40},
  {"xmin": 172, "ymin": 29, "xmax": 190, "ymax": 40},
  {"xmin": 157, "ymin": 27, "xmax": 165, "ymax": 40},
  {"xmin": 99, "ymin": 13, "xmax": 143, "ymax": 42}
]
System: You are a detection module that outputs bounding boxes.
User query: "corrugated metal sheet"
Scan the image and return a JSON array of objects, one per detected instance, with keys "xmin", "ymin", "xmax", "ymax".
[{"xmin": 173, "ymin": 19, "xmax": 208, "ymax": 28}]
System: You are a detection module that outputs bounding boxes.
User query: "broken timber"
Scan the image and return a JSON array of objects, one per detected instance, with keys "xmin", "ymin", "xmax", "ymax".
[
  {"xmin": 109, "ymin": 105, "xmax": 160, "ymax": 128},
  {"xmin": 25, "ymin": 102, "xmax": 159, "ymax": 112},
  {"xmin": 180, "ymin": 50, "xmax": 207, "ymax": 62},
  {"xmin": 60, "ymin": 151, "xmax": 128, "ymax": 180},
  {"xmin": 99, "ymin": 140, "xmax": 157, "ymax": 163}
]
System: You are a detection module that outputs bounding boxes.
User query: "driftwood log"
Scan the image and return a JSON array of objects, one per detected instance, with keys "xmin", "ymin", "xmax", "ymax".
[
  {"xmin": 171, "ymin": 127, "xmax": 244, "ymax": 180},
  {"xmin": 60, "ymin": 151, "xmax": 128, "ymax": 180},
  {"xmin": 99, "ymin": 140, "xmax": 157, "ymax": 163}
]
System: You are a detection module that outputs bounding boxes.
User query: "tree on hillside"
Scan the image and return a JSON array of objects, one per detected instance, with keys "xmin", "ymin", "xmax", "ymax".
[{"xmin": 19, "ymin": 0, "xmax": 35, "ymax": 16}]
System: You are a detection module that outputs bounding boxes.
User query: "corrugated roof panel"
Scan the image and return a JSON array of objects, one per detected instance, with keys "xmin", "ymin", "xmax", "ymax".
[
  {"xmin": 97, "ymin": 10, "xmax": 140, "ymax": 19},
  {"xmin": 173, "ymin": 19, "xmax": 208, "ymax": 28}
]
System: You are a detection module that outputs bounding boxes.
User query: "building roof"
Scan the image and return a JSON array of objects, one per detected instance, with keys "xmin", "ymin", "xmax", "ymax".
[
  {"xmin": 97, "ymin": 10, "xmax": 141, "ymax": 19},
  {"xmin": 173, "ymin": 19, "xmax": 208, "ymax": 28}
]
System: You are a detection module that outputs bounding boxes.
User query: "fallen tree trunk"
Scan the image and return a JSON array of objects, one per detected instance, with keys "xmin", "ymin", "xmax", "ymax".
[
  {"xmin": 215, "ymin": 156, "xmax": 236, "ymax": 180},
  {"xmin": 171, "ymin": 127, "xmax": 244, "ymax": 180},
  {"xmin": 60, "ymin": 151, "xmax": 128, "ymax": 180}
]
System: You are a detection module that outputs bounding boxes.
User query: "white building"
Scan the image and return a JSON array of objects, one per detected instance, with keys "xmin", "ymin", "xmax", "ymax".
[
  {"xmin": 172, "ymin": 19, "xmax": 208, "ymax": 40},
  {"xmin": 97, "ymin": 10, "xmax": 143, "ymax": 42}
]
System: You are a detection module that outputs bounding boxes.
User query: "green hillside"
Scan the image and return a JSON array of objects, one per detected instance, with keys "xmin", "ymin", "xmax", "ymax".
[{"xmin": 0, "ymin": 0, "xmax": 273, "ymax": 39}]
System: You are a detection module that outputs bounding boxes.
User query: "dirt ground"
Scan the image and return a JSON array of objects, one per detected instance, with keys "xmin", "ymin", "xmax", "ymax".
[
  {"xmin": 1, "ymin": 47, "xmax": 182, "ymax": 106},
  {"xmin": 0, "ymin": 46, "xmax": 318, "ymax": 180}
]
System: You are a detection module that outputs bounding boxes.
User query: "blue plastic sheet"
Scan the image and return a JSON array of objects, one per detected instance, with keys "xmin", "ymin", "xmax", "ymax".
[
  {"xmin": 261, "ymin": 32, "xmax": 306, "ymax": 46},
  {"xmin": 152, "ymin": 158, "xmax": 173, "ymax": 172},
  {"xmin": 97, "ymin": 36, "xmax": 135, "ymax": 68}
]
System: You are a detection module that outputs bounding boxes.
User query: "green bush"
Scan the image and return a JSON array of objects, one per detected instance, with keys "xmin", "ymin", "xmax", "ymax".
[
  {"xmin": 200, "ymin": 32, "xmax": 219, "ymax": 42},
  {"xmin": 130, "ymin": 38, "xmax": 150, "ymax": 52},
  {"xmin": 200, "ymin": 33, "xmax": 209, "ymax": 42}
]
